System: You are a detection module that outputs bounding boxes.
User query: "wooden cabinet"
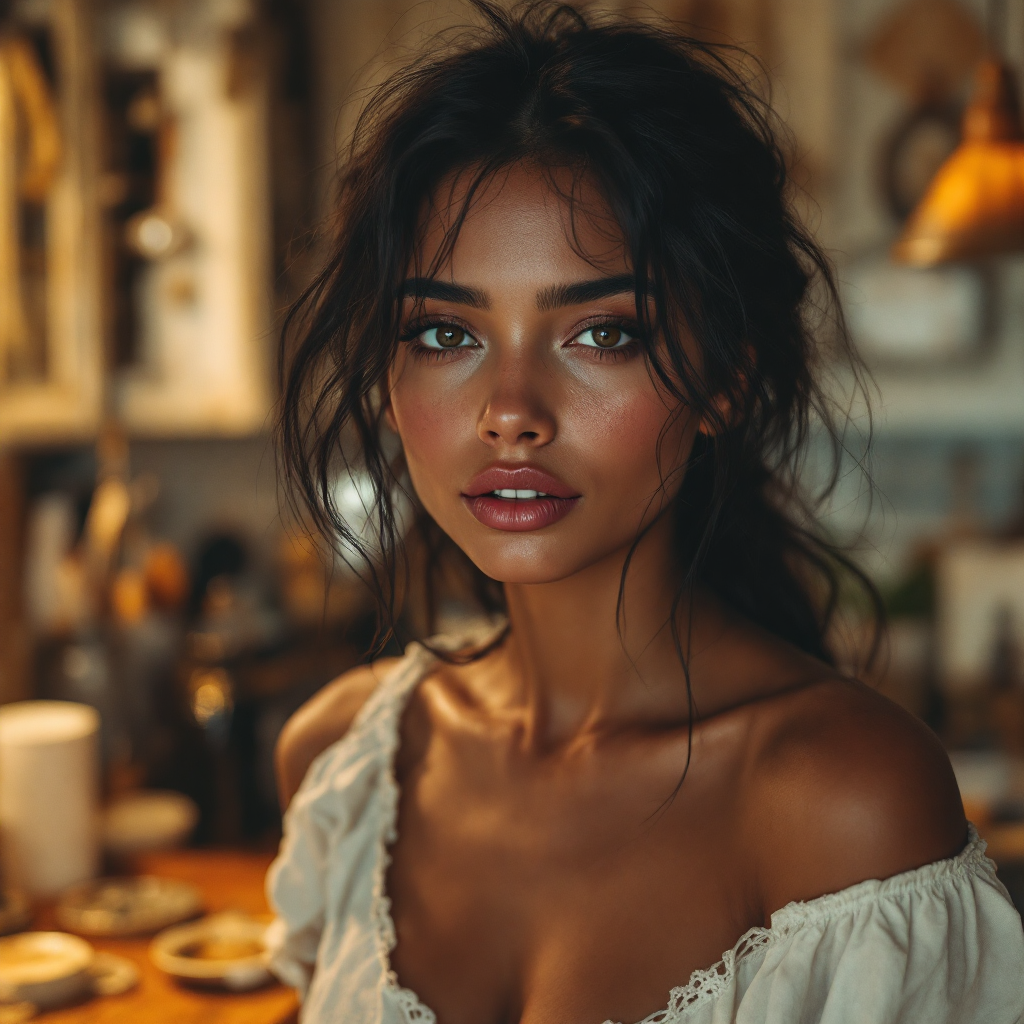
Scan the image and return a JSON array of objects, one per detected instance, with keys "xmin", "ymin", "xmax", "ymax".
[
  {"xmin": 0, "ymin": 0, "xmax": 104, "ymax": 445},
  {"xmin": 0, "ymin": 0, "xmax": 273, "ymax": 446},
  {"xmin": 102, "ymin": 1, "xmax": 273, "ymax": 437}
]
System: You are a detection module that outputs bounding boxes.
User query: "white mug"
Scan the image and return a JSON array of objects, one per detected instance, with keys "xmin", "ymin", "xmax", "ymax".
[{"xmin": 0, "ymin": 702, "xmax": 100, "ymax": 897}]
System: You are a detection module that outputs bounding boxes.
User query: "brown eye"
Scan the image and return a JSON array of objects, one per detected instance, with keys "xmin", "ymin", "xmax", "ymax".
[
  {"xmin": 438, "ymin": 326, "xmax": 465, "ymax": 347},
  {"xmin": 576, "ymin": 325, "xmax": 633, "ymax": 350},
  {"xmin": 417, "ymin": 325, "xmax": 473, "ymax": 350},
  {"xmin": 592, "ymin": 327, "xmax": 621, "ymax": 348}
]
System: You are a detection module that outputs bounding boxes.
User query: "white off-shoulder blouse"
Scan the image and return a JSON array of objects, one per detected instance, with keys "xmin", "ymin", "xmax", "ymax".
[{"xmin": 266, "ymin": 641, "xmax": 1024, "ymax": 1024}]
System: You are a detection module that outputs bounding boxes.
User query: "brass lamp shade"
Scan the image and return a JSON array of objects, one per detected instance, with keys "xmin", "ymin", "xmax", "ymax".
[{"xmin": 893, "ymin": 59, "xmax": 1024, "ymax": 266}]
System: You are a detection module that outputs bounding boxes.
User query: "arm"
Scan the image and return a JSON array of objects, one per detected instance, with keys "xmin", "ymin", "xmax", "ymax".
[{"xmin": 275, "ymin": 658, "xmax": 401, "ymax": 809}]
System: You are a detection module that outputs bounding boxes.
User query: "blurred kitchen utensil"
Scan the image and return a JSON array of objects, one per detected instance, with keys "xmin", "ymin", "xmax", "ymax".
[
  {"xmin": 102, "ymin": 790, "xmax": 199, "ymax": 856},
  {"xmin": 938, "ymin": 541, "xmax": 1024, "ymax": 691}
]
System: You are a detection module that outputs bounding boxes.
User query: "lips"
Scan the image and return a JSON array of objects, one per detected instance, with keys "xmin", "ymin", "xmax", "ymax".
[{"xmin": 462, "ymin": 465, "xmax": 580, "ymax": 532}]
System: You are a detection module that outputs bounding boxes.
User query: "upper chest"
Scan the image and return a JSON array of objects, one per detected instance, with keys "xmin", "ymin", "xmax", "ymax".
[{"xmin": 384, "ymin": 694, "xmax": 763, "ymax": 1024}]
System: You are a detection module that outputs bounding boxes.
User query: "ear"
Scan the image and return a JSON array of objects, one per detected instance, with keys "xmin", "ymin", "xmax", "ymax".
[
  {"xmin": 380, "ymin": 371, "xmax": 399, "ymax": 433},
  {"xmin": 382, "ymin": 394, "xmax": 399, "ymax": 434},
  {"xmin": 697, "ymin": 391, "xmax": 734, "ymax": 437},
  {"xmin": 698, "ymin": 348, "xmax": 754, "ymax": 436}
]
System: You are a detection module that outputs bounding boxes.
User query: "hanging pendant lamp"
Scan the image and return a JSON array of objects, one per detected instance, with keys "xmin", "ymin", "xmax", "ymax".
[{"xmin": 892, "ymin": 57, "xmax": 1024, "ymax": 266}]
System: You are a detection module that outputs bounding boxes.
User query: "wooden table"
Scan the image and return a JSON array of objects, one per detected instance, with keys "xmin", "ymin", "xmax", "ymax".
[{"xmin": 31, "ymin": 850, "xmax": 299, "ymax": 1024}]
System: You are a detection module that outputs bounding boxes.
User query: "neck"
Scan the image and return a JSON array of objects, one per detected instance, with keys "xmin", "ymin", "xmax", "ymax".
[{"xmin": 496, "ymin": 514, "xmax": 698, "ymax": 748}]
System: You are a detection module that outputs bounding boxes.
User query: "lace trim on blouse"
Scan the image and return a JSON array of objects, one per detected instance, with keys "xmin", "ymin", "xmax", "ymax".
[
  {"xmin": 625, "ymin": 824, "xmax": 986, "ymax": 1024},
  {"xmin": 355, "ymin": 643, "xmax": 990, "ymax": 1024},
  {"xmin": 368, "ymin": 646, "xmax": 441, "ymax": 1023}
]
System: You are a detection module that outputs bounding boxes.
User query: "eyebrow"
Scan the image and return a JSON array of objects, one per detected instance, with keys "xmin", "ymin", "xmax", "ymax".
[
  {"xmin": 400, "ymin": 273, "xmax": 639, "ymax": 312},
  {"xmin": 536, "ymin": 274, "xmax": 637, "ymax": 311},
  {"xmin": 401, "ymin": 278, "xmax": 489, "ymax": 308}
]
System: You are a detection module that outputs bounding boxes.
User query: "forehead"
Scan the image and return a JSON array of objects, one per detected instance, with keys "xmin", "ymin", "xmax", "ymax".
[{"xmin": 413, "ymin": 162, "xmax": 630, "ymax": 280}]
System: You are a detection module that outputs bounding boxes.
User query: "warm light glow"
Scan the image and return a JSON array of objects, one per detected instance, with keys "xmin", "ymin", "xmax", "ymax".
[{"xmin": 893, "ymin": 58, "xmax": 1024, "ymax": 266}]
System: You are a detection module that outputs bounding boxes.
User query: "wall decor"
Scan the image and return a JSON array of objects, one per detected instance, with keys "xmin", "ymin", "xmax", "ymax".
[
  {"xmin": 100, "ymin": 0, "xmax": 272, "ymax": 436},
  {"xmin": 0, "ymin": 0, "xmax": 103, "ymax": 444}
]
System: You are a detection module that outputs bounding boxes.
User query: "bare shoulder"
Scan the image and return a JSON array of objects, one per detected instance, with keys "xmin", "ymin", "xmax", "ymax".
[
  {"xmin": 741, "ymin": 673, "xmax": 967, "ymax": 916},
  {"xmin": 275, "ymin": 657, "xmax": 403, "ymax": 809}
]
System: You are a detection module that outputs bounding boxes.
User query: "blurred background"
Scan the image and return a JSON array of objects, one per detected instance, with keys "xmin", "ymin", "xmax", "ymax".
[{"xmin": 2, "ymin": 0, "xmax": 1024, "ymax": 878}]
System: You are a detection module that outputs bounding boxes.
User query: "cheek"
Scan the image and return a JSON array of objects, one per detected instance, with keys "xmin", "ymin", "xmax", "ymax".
[
  {"xmin": 389, "ymin": 370, "xmax": 477, "ymax": 494},
  {"xmin": 564, "ymin": 377, "xmax": 687, "ymax": 493}
]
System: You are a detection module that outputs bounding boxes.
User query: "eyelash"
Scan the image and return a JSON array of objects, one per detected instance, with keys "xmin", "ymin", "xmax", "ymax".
[
  {"xmin": 399, "ymin": 318, "xmax": 476, "ymax": 362},
  {"xmin": 398, "ymin": 317, "xmax": 645, "ymax": 362},
  {"xmin": 573, "ymin": 319, "xmax": 644, "ymax": 361}
]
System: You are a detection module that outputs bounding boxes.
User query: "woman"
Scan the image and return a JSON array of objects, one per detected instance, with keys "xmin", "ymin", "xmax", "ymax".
[{"xmin": 267, "ymin": 4, "xmax": 1024, "ymax": 1022}]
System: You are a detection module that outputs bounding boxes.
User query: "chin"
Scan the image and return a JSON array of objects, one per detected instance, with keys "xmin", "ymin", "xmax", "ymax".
[
  {"xmin": 455, "ymin": 531, "xmax": 622, "ymax": 587},
  {"xmin": 474, "ymin": 561, "xmax": 576, "ymax": 586},
  {"xmin": 456, "ymin": 540, "xmax": 572, "ymax": 586}
]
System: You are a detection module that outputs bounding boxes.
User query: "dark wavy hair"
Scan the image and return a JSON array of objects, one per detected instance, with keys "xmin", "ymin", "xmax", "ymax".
[{"xmin": 279, "ymin": 1, "xmax": 879, "ymax": 674}]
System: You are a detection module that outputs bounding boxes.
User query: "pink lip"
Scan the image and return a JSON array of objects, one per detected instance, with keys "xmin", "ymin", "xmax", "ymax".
[
  {"xmin": 463, "ymin": 465, "xmax": 579, "ymax": 499},
  {"xmin": 462, "ymin": 464, "xmax": 581, "ymax": 532}
]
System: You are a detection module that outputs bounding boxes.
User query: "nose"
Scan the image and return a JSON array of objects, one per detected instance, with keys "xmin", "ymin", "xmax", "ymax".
[{"xmin": 477, "ymin": 356, "xmax": 557, "ymax": 449}]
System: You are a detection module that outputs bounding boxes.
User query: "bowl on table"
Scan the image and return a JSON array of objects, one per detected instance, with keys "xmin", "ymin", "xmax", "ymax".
[
  {"xmin": 56, "ymin": 876, "xmax": 204, "ymax": 938},
  {"xmin": 0, "ymin": 930, "xmax": 138, "ymax": 1014},
  {"xmin": 0, "ymin": 931, "xmax": 94, "ymax": 1010},
  {"xmin": 150, "ymin": 911, "xmax": 273, "ymax": 991}
]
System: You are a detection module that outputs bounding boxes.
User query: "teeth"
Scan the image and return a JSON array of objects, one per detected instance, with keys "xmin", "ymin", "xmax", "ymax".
[{"xmin": 492, "ymin": 489, "xmax": 548, "ymax": 499}]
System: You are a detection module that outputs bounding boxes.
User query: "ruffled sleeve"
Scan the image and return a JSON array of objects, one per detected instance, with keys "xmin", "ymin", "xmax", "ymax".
[
  {"xmin": 264, "ymin": 768, "xmax": 328, "ymax": 996},
  {"xmin": 673, "ymin": 827, "xmax": 1024, "ymax": 1024},
  {"xmin": 264, "ymin": 657, "xmax": 413, "ymax": 1001},
  {"xmin": 264, "ymin": 734, "xmax": 361, "ymax": 997}
]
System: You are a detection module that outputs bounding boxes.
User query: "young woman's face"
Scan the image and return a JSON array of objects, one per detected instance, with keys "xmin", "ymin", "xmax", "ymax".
[{"xmin": 387, "ymin": 163, "xmax": 698, "ymax": 585}]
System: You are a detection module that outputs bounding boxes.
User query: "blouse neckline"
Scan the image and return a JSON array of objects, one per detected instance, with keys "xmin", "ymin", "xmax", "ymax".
[{"xmin": 360, "ymin": 641, "xmax": 989, "ymax": 1024}]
